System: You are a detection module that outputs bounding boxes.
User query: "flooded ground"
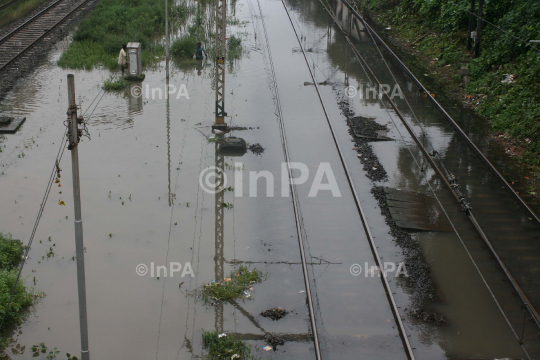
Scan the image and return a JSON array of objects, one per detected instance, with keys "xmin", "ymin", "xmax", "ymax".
[{"xmin": 0, "ymin": 0, "xmax": 538, "ymax": 359}]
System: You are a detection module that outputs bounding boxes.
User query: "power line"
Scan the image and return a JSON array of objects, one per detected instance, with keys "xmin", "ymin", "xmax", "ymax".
[
  {"xmin": 0, "ymin": 132, "xmax": 67, "ymax": 330},
  {"xmin": 0, "ymin": 87, "xmax": 103, "ymax": 331}
]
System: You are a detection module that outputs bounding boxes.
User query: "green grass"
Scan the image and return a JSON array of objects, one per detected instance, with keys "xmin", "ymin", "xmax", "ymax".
[
  {"xmin": 103, "ymin": 75, "xmax": 129, "ymax": 91},
  {"xmin": 362, "ymin": 0, "xmax": 540, "ymax": 159},
  {"xmin": 0, "ymin": 233, "xmax": 24, "ymax": 271},
  {"xmin": 0, "ymin": 0, "xmax": 49, "ymax": 28},
  {"xmin": 200, "ymin": 266, "xmax": 263, "ymax": 303},
  {"xmin": 58, "ymin": 0, "xmax": 189, "ymax": 70},
  {"xmin": 171, "ymin": 36, "xmax": 198, "ymax": 59},
  {"xmin": 202, "ymin": 330, "xmax": 257, "ymax": 360},
  {"xmin": 227, "ymin": 35, "xmax": 243, "ymax": 61},
  {"xmin": 0, "ymin": 233, "xmax": 35, "ymax": 352}
]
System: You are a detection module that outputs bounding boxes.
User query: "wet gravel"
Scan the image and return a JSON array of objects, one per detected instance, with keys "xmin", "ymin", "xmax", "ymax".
[
  {"xmin": 260, "ymin": 307, "xmax": 288, "ymax": 320},
  {"xmin": 248, "ymin": 143, "xmax": 265, "ymax": 155},
  {"xmin": 337, "ymin": 93, "xmax": 445, "ymax": 324},
  {"xmin": 338, "ymin": 99, "xmax": 388, "ymax": 182}
]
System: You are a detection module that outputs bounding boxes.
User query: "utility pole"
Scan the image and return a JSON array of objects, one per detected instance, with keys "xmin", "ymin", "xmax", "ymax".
[
  {"xmin": 67, "ymin": 74, "xmax": 90, "ymax": 360},
  {"xmin": 213, "ymin": 0, "xmax": 227, "ymax": 131},
  {"xmin": 475, "ymin": 0, "xmax": 484, "ymax": 57},
  {"xmin": 165, "ymin": 0, "xmax": 169, "ymax": 63},
  {"xmin": 467, "ymin": 0, "xmax": 476, "ymax": 51}
]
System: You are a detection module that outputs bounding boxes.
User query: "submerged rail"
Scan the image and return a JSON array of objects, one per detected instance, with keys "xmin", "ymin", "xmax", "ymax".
[
  {"xmin": 254, "ymin": 0, "xmax": 323, "ymax": 358},
  {"xmin": 340, "ymin": 0, "xmax": 540, "ymax": 230},
  {"xmin": 321, "ymin": 0, "xmax": 540, "ymax": 336},
  {"xmin": 280, "ymin": 1, "xmax": 417, "ymax": 359}
]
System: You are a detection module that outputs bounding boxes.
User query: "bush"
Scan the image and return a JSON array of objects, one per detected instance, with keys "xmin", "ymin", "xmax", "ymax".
[
  {"xmin": 0, "ymin": 269, "xmax": 34, "ymax": 327},
  {"xmin": 0, "ymin": 233, "xmax": 23, "ymax": 271},
  {"xmin": 0, "ymin": 233, "xmax": 34, "ymax": 350},
  {"xmin": 171, "ymin": 36, "xmax": 198, "ymax": 59}
]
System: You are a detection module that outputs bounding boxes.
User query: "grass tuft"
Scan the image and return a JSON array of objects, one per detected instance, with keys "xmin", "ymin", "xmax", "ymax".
[
  {"xmin": 200, "ymin": 266, "xmax": 263, "ymax": 303},
  {"xmin": 103, "ymin": 75, "xmax": 129, "ymax": 91},
  {"xmin": 202, "ymin": 330, "xmax": 257, "ymax": 360}
]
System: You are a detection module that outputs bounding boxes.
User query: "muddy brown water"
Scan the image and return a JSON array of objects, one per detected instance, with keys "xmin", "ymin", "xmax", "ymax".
[{"xmin": 0, "ymin": 0, "xmax": 537, "ymax": 358}]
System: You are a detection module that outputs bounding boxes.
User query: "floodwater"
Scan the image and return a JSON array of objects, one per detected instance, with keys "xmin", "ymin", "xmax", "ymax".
[{"xmin": 0, "ymin": 0, "xmax": 538, "ymax": 359}]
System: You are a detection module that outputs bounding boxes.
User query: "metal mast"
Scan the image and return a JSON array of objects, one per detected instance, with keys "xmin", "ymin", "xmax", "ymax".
[
  {"xmin": 214, "ymin": 142, "xmax": 225, "ymax": 332},
  {"xmin": 214, "ymin": 0, "xmax": 227, "ymax": 130}
]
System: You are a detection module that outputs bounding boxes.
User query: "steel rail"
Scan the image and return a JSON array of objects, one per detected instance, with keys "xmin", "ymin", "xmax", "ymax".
[
  {"xmin": 281, "ymin": 1, "xmax": 417, "ymax": 359},
  {"xmin": 254, "ymin": 0, "xmax": 322, "ymax": 358},
  {"xmin": 0, "ymin": 0, "xmax": 64, "ymax": 45},
  {"xmin": 340, "ymin": 0, "xmax": 540, "ymax": 230},
  {"xmin": 320, "ymin": 0, "xmax": 540, "ymax": 332},
  {"xmin": 0, "ymin": 0, "xmax": 94, "ymax": 73}
]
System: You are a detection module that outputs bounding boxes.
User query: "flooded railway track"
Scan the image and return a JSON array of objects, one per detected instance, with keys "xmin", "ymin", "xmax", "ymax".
[
  {"xmin": 0, "ymin": 0, "xmax": 96, "ymax": 74},
  {"xmin": 310, "ymin": 0, "xmax": 540, "ymax": 357},
  {"xmin": 274, "ymin": 1, "xmax": 417, "ymax": 359}
]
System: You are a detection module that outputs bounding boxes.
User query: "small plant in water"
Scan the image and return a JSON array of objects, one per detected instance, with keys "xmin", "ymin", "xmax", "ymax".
[
  {"xmin": 103, "ymin": 76, "xmax": 129, "ymax": 91},
  {"xmin": 200, "ymin": 265, "xmax": 263, "ymax": 303},
  {"xmin": 202, "ymin": 330, "xmax": 256, "ymax": 360}
]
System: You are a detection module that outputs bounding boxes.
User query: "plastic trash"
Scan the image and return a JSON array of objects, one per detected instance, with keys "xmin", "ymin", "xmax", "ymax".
[
  {"xmin": 263, "ymin": 346, "xmax": 272, "ymax": 351},
  {"xmin": 218, "ymin": 333, "xmax": 227, "ymax": 338}
]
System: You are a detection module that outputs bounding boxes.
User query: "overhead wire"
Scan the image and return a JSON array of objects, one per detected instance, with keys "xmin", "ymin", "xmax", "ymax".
[
  {"xmin": 0, "ymin": 86, "xmax": 103, "ymax": 331},
  {"xmin": 318, "ymin": 4, "xmax": 531, "ymax": 357}
]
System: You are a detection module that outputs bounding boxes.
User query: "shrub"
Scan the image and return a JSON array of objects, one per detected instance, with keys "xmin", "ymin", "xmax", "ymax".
[{"xmin": 171, "ymin": 36, "xmax": 198, "ymax": 59}]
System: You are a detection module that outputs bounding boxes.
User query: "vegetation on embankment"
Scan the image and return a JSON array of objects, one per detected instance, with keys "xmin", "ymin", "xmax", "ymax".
[
  {"xmin": 0, "ymin": 0, "xmax": 49, "ymax": 28},
  {"xmin": 0, "ymin": 232, "xmax": 35, "ymax": 352},
  {"xmin": 360, "ymin": 0, "xmax": 540, "ymax": 170},
  {"xmin": 57, "ymin": 0, "xmax": 191, "ymax": 70}
]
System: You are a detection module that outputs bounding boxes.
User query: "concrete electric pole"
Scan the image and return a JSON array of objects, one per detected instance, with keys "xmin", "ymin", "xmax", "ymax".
[{"xmin": 67, "ymin": 74, "xmax": 90, "ymax": 360}]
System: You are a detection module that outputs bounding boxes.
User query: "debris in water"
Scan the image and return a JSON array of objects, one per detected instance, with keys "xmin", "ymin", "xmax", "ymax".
[
  {"xmin": 261, "ymin": 307, "xmax": 288, "ymax": 320},
  {"xmin": 265, "ymin": 334, "xmax": 285, "ymax": 350},
  {"xmin": 248, "ymin": 143, "xmax": 265, "ymax": 155}
]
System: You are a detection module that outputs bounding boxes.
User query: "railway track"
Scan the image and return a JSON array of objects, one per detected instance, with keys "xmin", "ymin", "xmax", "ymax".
[
  {"xmin": 310, "ymin": 0, "xmax": 540, "ymax": 357},
  {"xmin": 0, "ymin": 0, "xmax": 96, "ymax": 74},
  {"xmin": 267, "ymin": 0, "xmax": 540, "ymax": 357}
]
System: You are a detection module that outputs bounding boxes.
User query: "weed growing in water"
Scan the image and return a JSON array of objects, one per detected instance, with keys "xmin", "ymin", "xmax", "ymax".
[
  {"xmin": 102, "ymin": 76, "xmax": 129, "ymax": 91},
  {"xmin": 202, "ymin": 330, "xmax": 257, "ymax": 360},
  {"xmin": 200, "ymin": 266, "xmax": 263, "ymax": 303}
]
